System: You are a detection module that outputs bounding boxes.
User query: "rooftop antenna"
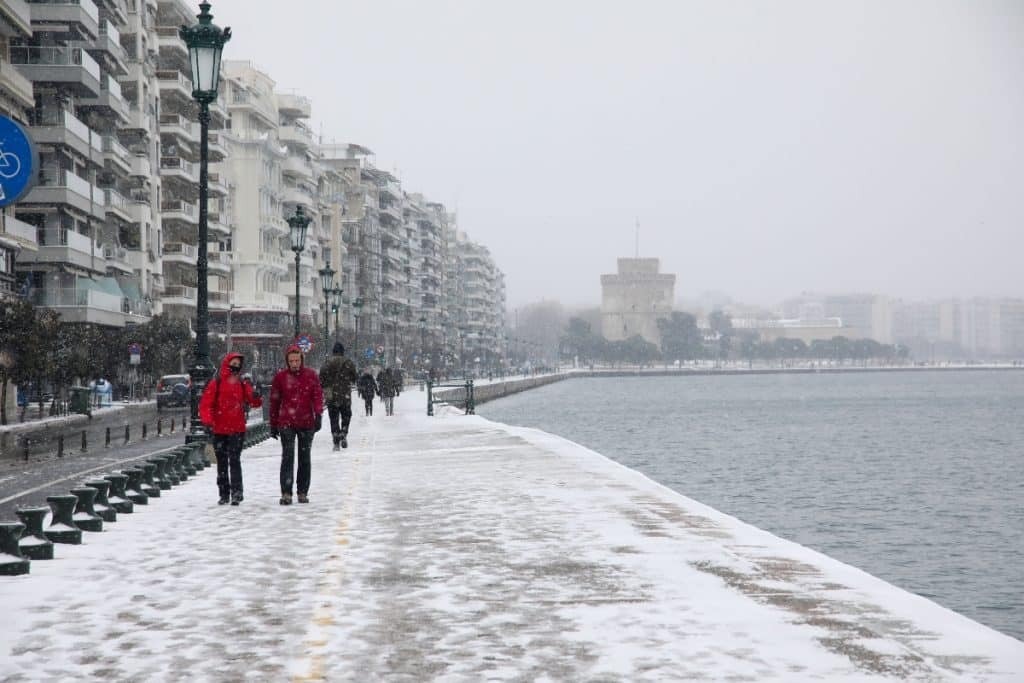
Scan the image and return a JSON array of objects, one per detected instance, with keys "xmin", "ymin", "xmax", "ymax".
[{"xmin": 635, "ymin": 217, "xmax": 640, "ymax": 258}]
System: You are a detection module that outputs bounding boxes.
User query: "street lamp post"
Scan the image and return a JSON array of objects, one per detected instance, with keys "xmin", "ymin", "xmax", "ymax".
[
  {"xmin": 419, "ymin": 316, "xmax": 426, "ymax": 367},
  {"xmin": 318, "ymin": 265, "xmax": 334, "ymax": 345},
  {"xmin": 352, "ymin": 297, "xmax": 363, "ymax": 362},
  {"xmin": 180, "ymin": 1, "xmax": 230, "ymax": 443},
  {"xmin": 330, "ymin": 287, "xmax": 343, "ymax": 340},
  {"xmin": 288, "ymin": 206, "xmax": 311, "ymax": 340}
]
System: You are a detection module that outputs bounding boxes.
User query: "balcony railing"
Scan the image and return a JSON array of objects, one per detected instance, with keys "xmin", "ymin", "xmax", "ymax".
[
  {"xmin": 160, "ymin": 156, "xmax": 196, "ymax": 176},
  {"xmin": 163, "ymin": 242, "xmax": 197, "ymax": 259},
  {"xmin": 31, "ymin": 0, "xmax": 99, "ymax": 23},
  {"xmin": 163, "ymin": 285, "xmax": 197, "ymax": 301},
  {"xmin": 33, "ymin": 287, "xmax": 122, "ymax": 312},
  {"xmin": 161, "ymin": 199, "xmax": 198, "ymax": 220},
  {"xmin": 38, "ymin": 228, "xmax": 93, "ymax": 252},
  {"xmin": 10, "ymin": 45, "xmax": 101, "ymax": 82}
]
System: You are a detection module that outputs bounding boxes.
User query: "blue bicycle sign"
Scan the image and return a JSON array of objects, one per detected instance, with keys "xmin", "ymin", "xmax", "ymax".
[{"xmin": 0, "ymin": 116, "xmax": 38, "ymax": 208}]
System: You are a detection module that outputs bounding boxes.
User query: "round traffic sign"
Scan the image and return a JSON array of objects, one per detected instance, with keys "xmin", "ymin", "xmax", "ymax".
[
  {"xmin": 0, "ymin": 116, "xmax": 39, "ymax": 208},
  {"xmin": 295, "ymin": 334, "xmax": 313, "ymax": 353}
]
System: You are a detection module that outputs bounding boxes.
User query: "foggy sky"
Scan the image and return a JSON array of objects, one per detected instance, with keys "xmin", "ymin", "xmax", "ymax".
[{"xmin": 208, "ymin": 0, "xmax": 1024, "ymax": 309}]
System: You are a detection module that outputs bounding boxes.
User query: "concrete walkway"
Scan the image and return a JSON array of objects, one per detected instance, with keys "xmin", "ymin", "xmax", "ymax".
[{"xmin": 1, "ymin": 390, "xmax": 1021, "ymax": 681}]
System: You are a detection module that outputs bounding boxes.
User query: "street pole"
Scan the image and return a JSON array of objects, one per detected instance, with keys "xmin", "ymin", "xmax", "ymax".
[{"xmin": 293, "ymin": 248, "xmax": 301, "ymax": 339}]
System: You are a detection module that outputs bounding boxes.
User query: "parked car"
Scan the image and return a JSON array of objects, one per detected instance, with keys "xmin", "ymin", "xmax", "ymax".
[{"xmin": 156, "ymin": 374, "xmax": 191, "ymax": 411}]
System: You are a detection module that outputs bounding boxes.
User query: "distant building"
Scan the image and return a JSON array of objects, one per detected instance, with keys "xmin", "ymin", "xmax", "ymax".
[
  {"xmin": 782, "ymin": 292, "xmax": 892, "ymax": 343},
  {"xmin": 600, "ymin": 258, "xmax": 675, "ymax": 348}
]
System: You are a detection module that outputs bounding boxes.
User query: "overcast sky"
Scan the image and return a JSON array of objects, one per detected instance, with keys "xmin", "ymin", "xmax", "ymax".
[{"xmin": 209, "ymin": 0, "xmax": 1023, "ymax": 309}]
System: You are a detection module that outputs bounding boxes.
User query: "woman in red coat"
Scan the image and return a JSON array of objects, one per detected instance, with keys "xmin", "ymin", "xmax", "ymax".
[
  {"xmin": 270, "ymin": 344, "xmax": 324, "ymax": 505},
  {"xmin": 199, "ymin": 352, "xmax": 262, "ymax": 505}
]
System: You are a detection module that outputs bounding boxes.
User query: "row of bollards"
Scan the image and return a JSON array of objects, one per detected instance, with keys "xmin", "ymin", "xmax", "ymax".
[
  {"xmin": 0, "ymin": 424, "xmax": 273, "ymax": 576},
  {"xmin": 21, "ymin": 416, "xmax": 191, "ymax": 462}
]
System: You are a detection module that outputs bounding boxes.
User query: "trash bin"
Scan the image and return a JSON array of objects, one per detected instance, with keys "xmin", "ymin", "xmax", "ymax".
[{"xmin": 69, "ymin": 386, "xmax": 92, "ymax": 417}]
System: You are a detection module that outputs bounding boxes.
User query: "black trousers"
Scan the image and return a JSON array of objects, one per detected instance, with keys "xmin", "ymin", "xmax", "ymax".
[
  {"xmin": 327, "ymin": 398, "xmax": 352, "ymax": 444},
  {"xmin": 214, "ymin": 433, "xmax": 244, "ymax": 497},
  {"xmin": 362, "ymin": 396, "xmax": 373, "ymax": 416},
  {"xmin": 280, "ymin": 427, "xmax": 314, "ymax": 495}
]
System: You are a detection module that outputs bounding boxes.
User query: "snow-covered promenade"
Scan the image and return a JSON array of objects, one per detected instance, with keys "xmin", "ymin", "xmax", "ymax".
[{"xmin": 1, "ymin": 390, "xmax": 1022, "ymax": 681}]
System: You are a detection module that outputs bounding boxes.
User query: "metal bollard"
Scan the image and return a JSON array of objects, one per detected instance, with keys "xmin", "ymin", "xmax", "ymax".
[
  {"xmin": 69, "ymin": 487, "xmax": 103, "ymax": 532},
  {"xmin": 142, "ymin": 423, "xmax": 147, "ymax": 440},
  {"xmin": 81, "ymin": 430, "xmax": 87, "ymax": 453},
  {"xmin": 124, "ymin": 425, "xmax": 130, "ymax": 445},
  {"xmin": 139, "ymin": 463, "xmax": 161, "ymax": 498},
  {"xmin": 102, "ymin": 473, "xmax": 134, "ymax": 514},
  {"xmin": 15, "ymin": 507, "xmax": 54, "ymax": 560},
  {"xmin": 84, "ymin": 480, "xmax": 117, "ymax": 523},
  {"xmin": 44, "ymin": 495, "xmax": 83, "ymax": 544},
  {"xmin": 159, "ymin": 454, "xmax": 180, "ymax": 486},
  {"xmin": 105, "ymin": 427, "xmax": 111, "ymax": 448},
  {"xmin": 121, "ymin": 469, "xmax": 149, "ymax": 505},
  {"xmin": 57, "ymin": 434, "xmax": 64, "ymax": 458},
  {"xmin": 157, "ymin": 418, "xmax": 163, "ymax": 436},
  {"xmin": 169, "ymin": 418, "xmax": 174, "ymax": 434},
  {"xmin": 147, "ymin": 457, "xmax": 172, "ymax": 490},
  {"xmin": 0, "ymin": 523, "xmax": 30, "ymax": 576},
  {"xmin": 22, "ymin": 437, "xmax": 29, "ymax": 461},
  {"xmin": 171, "ymin": 450, "xmax": 189, "ymax": 482}
]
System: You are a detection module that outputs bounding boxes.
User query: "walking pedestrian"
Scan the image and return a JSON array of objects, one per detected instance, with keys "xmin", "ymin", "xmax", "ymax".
[
  {"xmin": 357, "ymin": 368, "xmax": 377, "ymax": 416},
  {"xmin": 319, "ymin": 341, "xmax": 358, "ymax": 450},
  {"xmin": 378, "ymin": 367, "xmax": 397, "ymax": 416},
  {"xmin": 270, "ymin": 344, "xmax": 324, "ymax": 505},
  {"xmin": 199, "ymin": 352, "xmax": 262, "ymax": 506}
]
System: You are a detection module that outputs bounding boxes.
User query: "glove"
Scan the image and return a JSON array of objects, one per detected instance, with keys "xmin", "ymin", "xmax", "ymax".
[
  {"xmin": 270, "ymin": 427, "xmax": 279, "ymax": 440},
  {"xmin": 314, "ymin": 414, "xmax": 323, "ymax": 432}
]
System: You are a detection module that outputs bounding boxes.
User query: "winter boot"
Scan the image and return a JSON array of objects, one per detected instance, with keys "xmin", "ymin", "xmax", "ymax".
[
  {"xmin": 279, "ymin": 493, "xmax": 292, "ymax": 506},
  {"xmin": 297, "ymin": 493, "xmax": 309, "ymax": 504},
  {"xmin": 341, "ymin": 435, "xmax": 348, "ymax": 449},
  {"xmin": 218, "ymin": 495, "xmax": 230, "ymax": 505},
  {"xmin": 230, "ymin": 491, "xmax": 243, "ymax": 506}
]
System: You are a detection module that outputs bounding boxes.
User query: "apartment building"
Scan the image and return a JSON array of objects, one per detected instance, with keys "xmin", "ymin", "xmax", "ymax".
[
  {"xmin": 0, "ymin": 0, "xmax": 36, "ymax": 301},
  {"xmin": 782, "ymin": 292, "xmax": 893, "ymax": 344},
  {"xmin": 10, "ymin": 0, "xmax": 153, "ymax": 326}
]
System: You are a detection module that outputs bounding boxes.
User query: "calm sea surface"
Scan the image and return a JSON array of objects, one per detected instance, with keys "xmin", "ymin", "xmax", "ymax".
[{"xmin": 477, "ymin": 370, "xmax": 1024, "ymax": 640}]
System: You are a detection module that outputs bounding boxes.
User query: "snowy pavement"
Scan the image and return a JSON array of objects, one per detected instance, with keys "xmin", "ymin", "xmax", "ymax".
[{"xmin": 1, "ymin": 391, "xmax": 1022, "ymax": 681}]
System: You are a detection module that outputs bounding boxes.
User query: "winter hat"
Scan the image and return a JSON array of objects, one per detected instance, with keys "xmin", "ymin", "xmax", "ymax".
[{"xmin": 332, "ymin": 341, "xmax": 345, "ymax": 355}]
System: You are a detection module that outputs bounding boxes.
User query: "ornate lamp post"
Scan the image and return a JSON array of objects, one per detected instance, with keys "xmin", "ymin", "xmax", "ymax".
[
  {"xmin": 287, "ymin": 206, "xmax": 311, "ymax": 339},
  {"xmin": 180, "ymin": 1, "xmax": 230, "ymax": 443},
  {"xmin": 318, "ymin": 265, "xmax": 334, "ymax": 344},
  {"xmin": 352, "ymin": 297, "xmax": 364, "ymax": 362},
  {"xmin": 331, "ymin": 286, "xmax": 343, "ymax": 340}
]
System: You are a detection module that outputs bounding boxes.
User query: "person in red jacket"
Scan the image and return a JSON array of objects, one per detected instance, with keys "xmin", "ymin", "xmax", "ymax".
[
  {"xmin": 199, "ymin": 352, "xmax": 262, "ymax": 506},
  {"xmin": 270, "ymin": 344, "xmax": 324, "ymax": 505}
]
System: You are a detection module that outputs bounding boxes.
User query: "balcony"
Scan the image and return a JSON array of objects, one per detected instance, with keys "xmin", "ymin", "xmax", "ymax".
[
  {"xmin": 282, "ymin": 185, "xmax": 314, "ymax": 209},
  {"xmin": 0, "ymin": 59, "xmax": 33, "ymax": 109},
  {"xmin": 281, "ymin": 155, "xmax": 313, "ymax": 180},
  {"xmin": 155, "ymin": 26, "xmax": 187, "ymax": 60},
  {"xmin": 208, "ymin": 291, "xmax": 232, "ymax": 311},
  {"xmin": 101, "ymin": 242, "xmax": 132, "ymax": 273},
  {"xmin": 34, "ymin": 228, "xmax": 98, "ymax": 271},
  {"xmin": 28, "ymin": 0, "xmax": 99, "ymax": 39},
  {"xmin": 89, "ymin": 20, "xmax": 128, "ymax": 75},
  {"xmin": 26, "ymin": 168, "xmax": 104, "ymax": 220},
  {"xmin": 207, "ymin": 250, "xmax": 231, "ymax": 274},
  {"xmin": 207, "ymin": 212, "xmax": 230, "ymax": 238},
  {"xmin": 0, "ymin": 0, "xmax": 31, "ymax": 38},
  {"xmin": 159, "ymin": 112, "xmax": 197, "ymax": 145},
  {"xmin": 278, "ymin": 122, "xmax": 313, "ymax": 149},
  {"xmin": 80, "ymin": 73, "xmax": 129, "ymax": 122},
  {"xmin": 208, "ymin": 172, "xmax": 228, "ymax": 197},
  {"xmin": 101, "ymin": 135, "xmax": 131, "ymax": 174},
  {"xmin": 156, "ymin": 69, "xmax": 192, "ymax": 103},
  {"xmin": 160, "ymin": 156, "xmax": 197, "ymax": 184},
  {"xmin": 378, "ymin": 178, "xmax": 401, "ymax": 200},
  {"xmin": 162, "ymin": 284, "xmax": 197, "ymax": 306},
  {"xmin": 10, "ymin": 45, "xmax": 101, "ymax": 97},
  {"xmin": 130, "ymin": 153, "xmax": 151, "ymax": 178},
  {"xmin": 29, "ymin": 109, "xmax": 101, "ymax": 161},
  {"xmin": 162, "ymin": 241, "xmax": 196, "ymax": 265},
  {"xmin": 161, "ymin": 199, "xmax": 198, "ymax": 226},
  {"xmin": 229, "ymin": 88, "xmax": 275, "ymax": 126},
  {"xmin": 276, "ymin": 93, "xmax": 311, "ymax": 118},
  {"xmin": 32, "ymin": 285, "xmax": 129, "ymax": 326},
  {"xmin": 1, "ymin": 214, "xmax": 37, "ymax": 249},
  {"xmin": 103, "ymin": 188, "xmax": 131, "ymax": 222},
  {"xmin": 125, "ymin": 106, "xmax": 153, "ymax": 134},
  {"xmin": 207, "ymin": 132, "xmax": 227, "ymax": 160}
]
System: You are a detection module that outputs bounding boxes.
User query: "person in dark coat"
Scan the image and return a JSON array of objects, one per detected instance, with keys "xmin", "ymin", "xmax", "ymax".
[
  {"xmin": 270, "ymin": 344, "xmax": 324, "ymax": 505},
  {"xmin": 357, "ymin": 369, "xmax": 377, "ymax": 417},
  {"xmin": 199, "ymin": 352, "xmax": 262, "ymax": 505},
  {"xmin": 378, "ymin": 367, "xmax": 397, "ymax": 417},
  {"xmin": 319, "ymin": 341, "xmax": 358, "ymax": 450}
]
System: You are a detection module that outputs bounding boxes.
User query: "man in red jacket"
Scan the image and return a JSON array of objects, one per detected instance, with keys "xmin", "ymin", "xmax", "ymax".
[
  {"xmin": 199, "ymin": 352, "xmax": 262, "ymax": 506},
  {"xmin": 270, "ymin": 344, "xmax": 324, "ymax": 505}
]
